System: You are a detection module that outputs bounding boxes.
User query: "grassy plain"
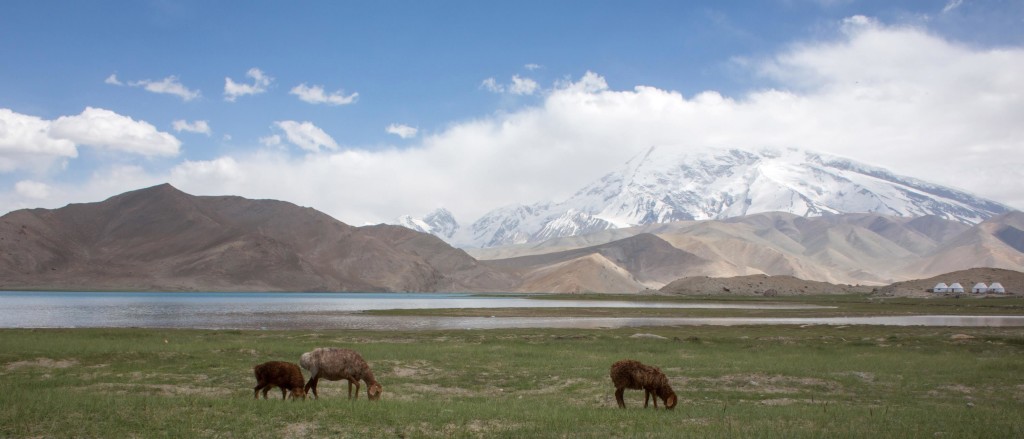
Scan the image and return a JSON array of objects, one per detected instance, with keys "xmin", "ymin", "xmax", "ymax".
[
  {"xmin": 2, "ymin": 320, "xmax": 1023, "ymax": 437},
  {"xmin": 374, "ymin": 294, "xmax": 1024, "ymax": 318}
]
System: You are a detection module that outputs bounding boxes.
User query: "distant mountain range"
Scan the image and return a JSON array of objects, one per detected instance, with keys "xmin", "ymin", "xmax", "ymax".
[
  {"xmin": 398, "ymin": 147, "xmax": 1013, "ymax": 248},
  {"xmin": 1, "ymin": 184, "xmax": 1021, "ymax": 294},
  {"xmin": 471, "ymin": 211, "xmax": 1024, "ymax": 291}
]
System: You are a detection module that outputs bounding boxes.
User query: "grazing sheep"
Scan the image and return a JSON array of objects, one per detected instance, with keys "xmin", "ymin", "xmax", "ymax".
[
  {"xmin": 610, "ymin": 359, "xmax": 677, "ymax": 410},
  {"xmin": 253, "ymin": 361, "xmax": 307, "ymax": 400},
  {"xmin": 300, "ymin": 348, "xmax": 382, "ymax": 401}
]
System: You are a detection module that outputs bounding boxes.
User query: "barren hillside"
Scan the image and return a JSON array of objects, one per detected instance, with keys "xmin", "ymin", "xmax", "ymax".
[{"xmin": 0, "ymin": 184, "xmax": 517, "ymax": 292}]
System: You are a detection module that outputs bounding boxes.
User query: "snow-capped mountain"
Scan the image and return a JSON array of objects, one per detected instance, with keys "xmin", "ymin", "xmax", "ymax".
[
  {"xmin": 396, "ymin": 208, "xmax": 460, "ymax": 239},
  {"xmin": 402, "ymin": 146, "xmax": 1014, "ymax": 248}
]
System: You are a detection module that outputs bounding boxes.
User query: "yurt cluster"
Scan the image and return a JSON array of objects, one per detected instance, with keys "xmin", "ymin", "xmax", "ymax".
[{"xmin": 931, "ymin": 282, "xmax": 1006, "ymax": 294}]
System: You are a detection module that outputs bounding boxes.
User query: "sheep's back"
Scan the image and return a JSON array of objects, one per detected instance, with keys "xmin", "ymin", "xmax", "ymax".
[
  {"xmin": 301, "ymin": 348, "xmax": 370, "ymax": 381},
  {"xmin": 610, "ymin": 359, "xmax": 667, "ymax": 390},
  {"xmin": 254, "ymin": 361, "xmax": 305, "ymax": 389}
]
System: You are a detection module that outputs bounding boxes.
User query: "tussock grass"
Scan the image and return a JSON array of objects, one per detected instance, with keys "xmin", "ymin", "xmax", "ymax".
[{"xmin": 1, "ymin": 325, "xmax": 1023, "ymax": 437}]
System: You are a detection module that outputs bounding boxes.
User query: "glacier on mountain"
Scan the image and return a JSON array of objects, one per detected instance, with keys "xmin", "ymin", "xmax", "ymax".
[
  {"xmin": 396, "ymin": 207, "xmax": 460, "ymax": 239},
  {"xmin": 398, "ymin": 146, "xmax": 1012, "ymax": 248}
]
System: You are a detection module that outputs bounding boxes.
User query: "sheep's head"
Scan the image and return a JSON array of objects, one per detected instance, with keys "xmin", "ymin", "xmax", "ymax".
[
  {"xmin": 289, "ymin": 388, "xmax": 307, "ymax": 401},
  {"xmin": 663, "ymin": 391, "xmax": 677, "ymax": 410},
  {"xmin": 367, "ymin": 383, "xmax": 383, "ymax": 401}
]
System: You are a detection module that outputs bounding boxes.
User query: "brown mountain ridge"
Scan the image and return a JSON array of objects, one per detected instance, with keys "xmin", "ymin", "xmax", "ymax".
[{"xmin": 0, "ymin": 184, "xmax": 516, "ymax": 292}]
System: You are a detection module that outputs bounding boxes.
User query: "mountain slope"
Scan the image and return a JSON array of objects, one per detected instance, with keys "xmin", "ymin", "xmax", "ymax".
[
  {"xmin": 0, "ymin": 184, "xmax": 517, "ymax": 292},
  {"xmin": 904, "ymin": 211, "xmax": 1024, "ymax": 277},
  {"xmin": 487, "ymin": 233, "xmax": 710, "ymax": 293},
  {"xmin": 470, "ymin": 211, "xmax": 1016, "ymax": 288}
]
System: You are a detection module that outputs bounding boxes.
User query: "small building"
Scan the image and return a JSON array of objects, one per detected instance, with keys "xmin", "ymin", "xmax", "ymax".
[
  {"xmin": 972, "ymin": 283, "xmax": 989, "ymax": 294},
  {"xmin": 933, "ymin": 282, "xmax": 949, "ymax": 293},
  {"xmin": 949, "ymin": 282, "xmax": 965, "ymax": 293},
  {"xmin": 989, "ymin": 282, "xmax": 1006, "ymax": 294}
]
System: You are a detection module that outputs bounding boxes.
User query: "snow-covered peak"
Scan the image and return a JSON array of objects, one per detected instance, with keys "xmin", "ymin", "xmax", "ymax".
[
  {"xmin": 396, "ymin": 207, "xmax": 460, "ymax": 239},
  {"xmin": 399, "ymin": 146, "xmax": 1013, "ymax": 248}
]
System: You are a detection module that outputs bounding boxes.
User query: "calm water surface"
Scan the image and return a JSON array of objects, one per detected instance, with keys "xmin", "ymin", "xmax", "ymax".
[{"xmin": 0, "ymin": 291, "xmax": 1020, "ymax": 329}]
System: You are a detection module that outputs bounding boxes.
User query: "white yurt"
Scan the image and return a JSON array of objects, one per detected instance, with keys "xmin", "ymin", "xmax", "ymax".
[
  {"xmin": 949, "ymin": 282, "xmax": 965, "ymax": 293},
  {"xmin": 972, "ymin": 283, "xmax": 989, "ymax": 293},
  {"xmin": 933, "ymin": 282, "xmax": 949, "ymax": 293},
  {"xmin": 989, "ymin": 282, "xmax": 1006, "ymax": 293}
]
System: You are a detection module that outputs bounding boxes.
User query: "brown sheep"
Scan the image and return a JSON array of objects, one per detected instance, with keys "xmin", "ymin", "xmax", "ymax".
[
  {"xmin": 300, "ymin": 348, "xmax": 382, "ymax": 400},
  {"xmin": 610, "ymin": 359, "xmax": 677, "ymax": 409},
  {"xmin": 253, "ymin": 361, "xmax": 307, "ymax": 400}
]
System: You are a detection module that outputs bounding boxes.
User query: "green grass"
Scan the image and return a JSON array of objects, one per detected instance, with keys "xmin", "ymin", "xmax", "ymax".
[
  {"xmin": 370, "ymin": 294, "xmax": 1024, "ymax": 318},
  {"xmin": 2, "ymin": 325, "xmax": 1023, "ymax": 438}
]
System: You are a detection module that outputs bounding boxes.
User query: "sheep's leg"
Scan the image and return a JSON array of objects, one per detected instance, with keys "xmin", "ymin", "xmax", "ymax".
[
  {"xmin": 254, "ymin": 382, "xmax": 267, "ymax": 399},
  {"xmin": 644, "ymin": 390, "xmax": 651, "ymax": 408},
  {"xmin": 262, "ymin": 386, "xmax": 271, "ymax": 399},
  {"xmin": 280, "ymin": 387, "xmax": 288, "ymax": 400},
  {"xmin": 353, "ymin": 380, "xmax": 361, "ymax": 399},
  {"xmin": 347, "ymin": 380, "xmax": 353, "ymax": 399},
  {"xmin": 303, "ymin": 368, "xmax": 319, "ymax": 399},
  {"xmin": 305, "ymin": 376, "xmax": 320, "ymax": 399},
  {"xmin": 615, "ymin": 387, "xmax": 626, "ymax": 408}
]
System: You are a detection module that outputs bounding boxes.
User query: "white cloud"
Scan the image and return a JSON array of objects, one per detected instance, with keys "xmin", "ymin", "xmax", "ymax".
[
  {"xmin": 105, "ymin": 74, "xmax": 200, "ymax": 101},
  {"xmin": 942, "ymin": 0, "xmax": 964, "ymax": 14},
  {"xmin": 15, "ymin": 180, "xmax": 50, "ymax": 199},
  {"xmin": 481, "ymin": 75, "xmax": 540, "ymax": 95},
  {"xmin": 259, "ymin": 134, "xmax": 282, "ymax": 147},
  {"xmin": 524, "ymin": 63, "xmax": 542, "ymax": 71},
  {"xmin": 50, "ymin": 107, "xmax": 181, "ymax": 156},
  {"xmin": 224, "ymin": 67, "xmax": 272, "ymax": 102},
  {"xmin": 840, "ymin": 14, "xmax": 877, "ymax": 31},
  {"xmin": 290, "ymin": 83, "xmax": 359, "ymax": 105},
  {"xmin": 386, "ymin": 123, "xmax": 418, "ymax": 139},
  {"xmin": 128, "ymin": 76, "xmax": 200, "ymax": 101},
  {"xmin": 509, "ymin": 75, "xmax": 539, "ymax": 95},
  {"xmin": 0, "ymin": 109, "xmax": 77, "ymax": 156},
  {"xmin": 273, "ymin": 121, "xmax": 338, "ymax": 152},
  {"xmin": 4, "ymin": 16, "xmax": 1023, "ymax": 225},
  {"xmin": 0, "ymin": 108, "xmax": 78, "ymax": 172},
  {"xmin": 480, "ymin": 77, "xmax": 502, "ymax": 93},
  {"xmin": 172, "ymin": 120, "xmax": 211, "ymax": 135}
]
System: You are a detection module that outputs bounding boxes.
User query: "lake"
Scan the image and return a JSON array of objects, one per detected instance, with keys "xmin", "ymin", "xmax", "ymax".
[{"xmin": 1, "ymin": 291, "xmax": 1021, "ymax": 329}]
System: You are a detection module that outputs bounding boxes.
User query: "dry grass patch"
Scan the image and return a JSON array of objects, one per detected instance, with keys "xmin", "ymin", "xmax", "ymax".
[
  {"xmin": 395, "ymin": 383, "xmax": 479, "ymax": 401},
  {"xmin": 518, "ymin": 377, "xmax": 593, "ymax": 397},
  {"xmin": 927, "ymin": 384, "xmax": 975, "ymax": 398},
  {"xmin": 758, "ymin": 397, "xmax": 830, "ymax": 406},
  {"xmin": 399, "ymin": 419, "xmax": 525, "ymax": 438},
  {"xmin": 831, "ymin": 371, "xmax": 876, "ymax": 383},
  {"xmin": 282, "ymin": 422, "xmax": 317, "ymax": 439},
  {"xmin": 5, "ymin": 357, "xmax": 78, "ymax": 371},
  {"xmin": 381, "ymin": 360, "xmax": 441, "ymax": 378},
  {"xmin": 688, "ymin": 373, "xmax": 842, "ymax": 394},
  {"xmin": 81, "ymin": 382, "xmax": 233, "ymax": 398}
]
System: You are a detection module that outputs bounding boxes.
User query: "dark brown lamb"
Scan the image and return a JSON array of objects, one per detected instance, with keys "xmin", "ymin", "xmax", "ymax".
[
  {"xmin": 253, "ymin": 361, "xmax": 307, "ymax": 400},
  {"xmin": 300, "ymin": 347, "xmax": 382, "ymax": 400},
  {"xmin": 610, "ymin": 359, "xmax": 677, "ymax": 409}
]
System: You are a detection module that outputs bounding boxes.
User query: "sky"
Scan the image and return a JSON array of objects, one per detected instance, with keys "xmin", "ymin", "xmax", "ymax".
[{"xmin": 1, "ymin": 0, "xmax": 1023, "ymax": 226}]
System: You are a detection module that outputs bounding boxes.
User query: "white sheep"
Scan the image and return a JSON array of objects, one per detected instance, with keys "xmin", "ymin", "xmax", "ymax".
[{"xmin": 299, "ymin": 348, "xmax": 382, "ymax": 400}]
